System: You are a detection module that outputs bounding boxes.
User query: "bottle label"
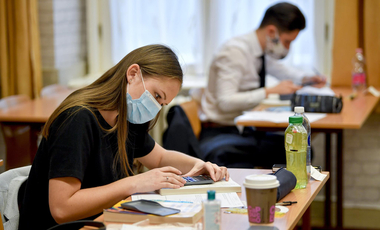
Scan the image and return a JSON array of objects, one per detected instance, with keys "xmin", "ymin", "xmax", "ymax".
[
  {"xmin": 286, "ymin": 133, "xmax": 293, "ymax": 144},
  {"xmin": 352, "ymin": 73, "xmax": 366, "ymax": 85}
]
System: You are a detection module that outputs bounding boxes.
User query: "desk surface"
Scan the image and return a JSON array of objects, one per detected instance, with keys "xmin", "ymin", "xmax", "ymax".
[
  {"xmin": 95, "ymin": 168, "xmax": 329, "ymax": 230},
  {"xmin": 236, "ymin": 87, "xmax": 380, "ymax": 130},
  {"xmin": 1, "ymin": 87, "xmax": 376, "ymax": 129},
  {"xmin": 0, "ymin": 91, "xmax": 71, "ymax": 123}
]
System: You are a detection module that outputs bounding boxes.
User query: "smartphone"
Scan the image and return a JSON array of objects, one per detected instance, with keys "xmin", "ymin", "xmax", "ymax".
[{"xmin": 183, "ymin": 175, "xmax": 214, "ymax": 186}]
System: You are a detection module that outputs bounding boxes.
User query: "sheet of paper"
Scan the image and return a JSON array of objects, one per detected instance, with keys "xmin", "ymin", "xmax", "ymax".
[
  {"xmin": 296, "ymin": 86, "xmax": 335, "ymax": 96},
  {"xmin": 132, "ymin": 192, "xmax": 244, "ymax": 208},
  {"xmin": 235, "ymin": 111, "xmax": 326, "ymax": 124},
  {"xmin": 311, "ymin": 165, "xmax": 327, "ymax": 181},
  {"xmin": 120, "ymin": 223, "xmax": 200, "ymax": 230}
]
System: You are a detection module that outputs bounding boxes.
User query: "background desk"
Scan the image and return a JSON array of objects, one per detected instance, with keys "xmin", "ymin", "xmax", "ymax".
[
  {"xmin": 0, "ymin": 92, "xmax": 70, "ymax": 169},
  {"xmin": 94, "ymin": 168, "xmax": 329, "ymax": 230},
  {"xmin": 236, "ymin": 87, "xmax": 380, "ymax": 229}
]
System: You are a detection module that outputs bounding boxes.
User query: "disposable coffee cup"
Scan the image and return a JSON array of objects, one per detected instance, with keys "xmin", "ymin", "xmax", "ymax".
[{"xmin": 243, "ymin": 174, "xmax": 280, "ymax": 224}]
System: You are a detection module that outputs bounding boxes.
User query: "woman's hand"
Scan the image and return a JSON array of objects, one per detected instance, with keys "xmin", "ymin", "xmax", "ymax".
[
  {"xmin": 130, "ymin": 166, "xmax": 186, "ymax": 194},
  {"xmin": 182, "ymin": 161, "xmax": 229, "ymax": 182}
]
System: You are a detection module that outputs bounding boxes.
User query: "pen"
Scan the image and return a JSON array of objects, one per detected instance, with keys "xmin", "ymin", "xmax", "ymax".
[
  {"xmin": 276, "ymin": 201, "xmax": 297, "ymax": 206},
  {"xmin": 313, "ymin": 67, "xmax": 322, "ymax": 76}
]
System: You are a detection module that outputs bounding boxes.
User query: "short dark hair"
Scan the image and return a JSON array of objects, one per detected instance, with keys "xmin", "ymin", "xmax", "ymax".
[{"xmin": 259, "ymin": 2, "xmax": 306, "ymax": 32}]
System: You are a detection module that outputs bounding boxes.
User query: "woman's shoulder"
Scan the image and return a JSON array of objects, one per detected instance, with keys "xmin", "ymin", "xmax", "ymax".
[
  {"xmin": 60, "ymin": 106, "xmax": 96, "ymax": 119},
  {"xmin": 53, "ymin": 106, "xmax": 101, "ymax": 128}
]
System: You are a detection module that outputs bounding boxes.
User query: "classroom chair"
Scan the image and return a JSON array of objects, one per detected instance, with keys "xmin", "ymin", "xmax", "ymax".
[
  {"xmin": 179, "ymin": 99, "xmax": 202, "ymax": 139},
  {"xmin": 163, "ymin": 99, "xmax": 203, "ymax": 159},
  {"xmin": 0, "ymin": 95, "xmax": 32, "ymax": 170},
  {"xmin": 40, "ymin": 84, "xmax": 70, "ymax": 98},
  {"xmin": 0, "ymin": 165, "xmax": 30, "ymax": 230},
  {"xmin": 0, "ymin": 160, "xmax": 3, "ymax": 230}
]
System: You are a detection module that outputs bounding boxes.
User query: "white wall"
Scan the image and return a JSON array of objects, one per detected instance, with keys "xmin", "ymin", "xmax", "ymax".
[{"xmin": 39, "ymin": 0, "xmax": 87, "ymax": 87}]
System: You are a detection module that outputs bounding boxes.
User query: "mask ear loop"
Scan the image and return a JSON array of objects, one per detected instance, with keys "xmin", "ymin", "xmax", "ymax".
[{"xmin": 140, "ymin": 69, "xmax": 147, "ymax": 91}]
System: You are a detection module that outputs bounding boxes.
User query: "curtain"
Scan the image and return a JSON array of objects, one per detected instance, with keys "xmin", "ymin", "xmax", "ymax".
[
  {"xmin": 331, "ymin": 0, "xmax": 380, "ymax": 88},
  {"xmin": 0, "ymin": 0, "xmax": 42, "ymax": 99},
  {"xmin": 107, "ymin": 0, "xmax": 321, "ymax": 79}
]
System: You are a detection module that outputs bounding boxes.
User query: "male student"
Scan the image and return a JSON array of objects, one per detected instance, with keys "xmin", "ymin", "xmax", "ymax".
[{"xmin": 199, "ymin": 2, "xmax": 325, "ymax": 167}]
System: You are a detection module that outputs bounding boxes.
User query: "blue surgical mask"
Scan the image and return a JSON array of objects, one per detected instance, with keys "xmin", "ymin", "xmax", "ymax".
[{"xmin": 126, "ymin": 70, "xmax": 162, "ymax": 124}]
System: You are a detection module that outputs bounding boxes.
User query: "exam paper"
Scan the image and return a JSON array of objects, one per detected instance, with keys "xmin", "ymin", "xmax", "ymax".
[
  {"xmin": 235, "ymin": 111, "xmax": 326, "ymax": 124},
  {"xmin": 296, "ymin": 86, "xmax": 335, "ymax": 96},
  {"xmin": 132, "ymin": 192, "xmax": 244, "ymax": 208},
  {"xmin": 311, "ymin": 166, "xmax": 327, "ymax": 181}
]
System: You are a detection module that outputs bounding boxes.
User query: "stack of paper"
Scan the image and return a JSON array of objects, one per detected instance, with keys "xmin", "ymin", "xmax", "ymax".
[{"xmin": 235, "ymin": 111, "xmax": 326, "ymax": 124}]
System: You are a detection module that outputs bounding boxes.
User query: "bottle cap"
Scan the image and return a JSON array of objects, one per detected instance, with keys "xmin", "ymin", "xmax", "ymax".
[
  {"xmin": 207, "ymin": 190, "xmax": 216, "ymax": 200},
  {"xmin": 294, "ymin": 106, "xmax": 304, "ymax": 113},
  {"xmin": 289, "ymin": 116, "xmax": 303, "ymax": 124}
]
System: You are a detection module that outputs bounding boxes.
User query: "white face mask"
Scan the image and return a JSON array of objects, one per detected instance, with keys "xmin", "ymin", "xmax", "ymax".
[
  {"xmin": 265, "ymin": 31, "xmax": 289, "ymax": 59},
  {"xmin": 126, "ymin": 70, "xmax": 162, "ymax": 124}
]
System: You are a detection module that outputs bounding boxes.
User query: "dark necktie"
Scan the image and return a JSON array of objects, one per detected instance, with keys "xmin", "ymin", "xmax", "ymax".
[{"xmin": 258, "ymin": 55, "xmax": 266, "ymax": 88}]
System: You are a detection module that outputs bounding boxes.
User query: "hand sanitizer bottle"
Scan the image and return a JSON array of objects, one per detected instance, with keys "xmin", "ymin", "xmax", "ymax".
[{"xmin": 203, "ymin": 190, "xmax": 221, "ymax": 230}]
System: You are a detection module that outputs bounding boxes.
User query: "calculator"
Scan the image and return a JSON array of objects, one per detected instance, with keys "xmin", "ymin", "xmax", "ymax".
[{"xmin": 183, "ymin": 175, "xmax": 214, "ymax": 186}]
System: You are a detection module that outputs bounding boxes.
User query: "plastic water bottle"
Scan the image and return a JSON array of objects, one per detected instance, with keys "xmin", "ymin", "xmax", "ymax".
[
  {"xmin": 352, "ymin": 48, "xmax": 367, "ymax": 94},
  {"xmin": 294, "ymin": 106, "xmax": 311, "ymax": 183},
  {"xmin": 285, "ymin": 116, "xmax": 307, "ymax": 189},
  {"xmin": 203, "ymin": 190, "xmax": 221, "ymax": 230}
]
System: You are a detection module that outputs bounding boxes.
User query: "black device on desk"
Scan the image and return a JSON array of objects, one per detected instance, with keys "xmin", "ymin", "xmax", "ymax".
[{"xmin": 183, "ymin": 175, "xmax": 214, "ymax": 186}]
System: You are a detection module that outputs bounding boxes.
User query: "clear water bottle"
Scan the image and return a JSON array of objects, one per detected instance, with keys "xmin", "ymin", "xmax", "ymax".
[
  {"xmin": 285, "ymin": 116, "xmax": 307, "ymax": 189},
  {"xmin": 203, "ymin": 190, "xmax": 221, "ymax": 230},
  {"xmin": 352, "ymin": 48, "xmax": 367, "ymax": 94},
  {"xmin": 294, "ymin": 106, "xmax": 311, "ymax": 183}
]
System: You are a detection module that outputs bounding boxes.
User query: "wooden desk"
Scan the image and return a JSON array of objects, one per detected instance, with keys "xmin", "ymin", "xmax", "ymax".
[
  {"xmin": 0, "ymin": 91, "xmax": 71, "ymax": 169},
  {"xmin": 94, "ymin": 168, "xmax": 329, "ymax": 230},
  {"xmin": 236, "ymin": 87, "xmax": 380, "ymax": 229}
]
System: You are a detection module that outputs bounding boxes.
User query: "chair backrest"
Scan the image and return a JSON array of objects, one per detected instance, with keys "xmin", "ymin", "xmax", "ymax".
[
  {"xmin": 0, "ymin": 165, "xmax": 31, "ymax": 230},
  {"xmin": 0, "ymin": 162, "xmax": 3, "ymax": 230},
  {"xmin": 40, "ymin": 84, "xmax": 70, "ymax": 98},
  {"xmin": 179, "ymin": 100, "xmax": 202, "ymax": 139}
]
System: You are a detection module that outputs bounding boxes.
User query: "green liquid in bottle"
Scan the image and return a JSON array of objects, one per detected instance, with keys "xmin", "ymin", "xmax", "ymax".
[{"xmin": 285, "ymin": 116, "xmax": 307, "ymax": 189}]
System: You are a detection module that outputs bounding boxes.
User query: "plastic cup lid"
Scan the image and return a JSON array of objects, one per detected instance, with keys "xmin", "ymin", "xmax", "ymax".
[{"xmin": 243, "ymin": 174, "xmax": 280, "ymax": 189}]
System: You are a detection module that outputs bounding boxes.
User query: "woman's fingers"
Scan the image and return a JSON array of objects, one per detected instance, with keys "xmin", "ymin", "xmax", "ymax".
[
  {"xmin": 203, "ymin": 162, "xmax": 229, "ymax": 181},
  {"xmin": 159, "ymin": 166, "xmax": 182, "ymax": 175},
  {"xmin": 163, "ymin": 173, "xmax": 186, "ymax": 186}
]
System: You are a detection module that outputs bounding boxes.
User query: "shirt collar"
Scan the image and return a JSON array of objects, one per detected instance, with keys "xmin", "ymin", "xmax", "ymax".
[{"xmin": 249, "ymin": 31, "xmax": 264, "ymax": 58}]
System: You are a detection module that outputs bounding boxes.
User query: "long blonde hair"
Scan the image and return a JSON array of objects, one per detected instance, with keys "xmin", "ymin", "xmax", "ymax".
[{"xmin": 42, "ymin": 44, "xmax": 183, "ymax": 177}]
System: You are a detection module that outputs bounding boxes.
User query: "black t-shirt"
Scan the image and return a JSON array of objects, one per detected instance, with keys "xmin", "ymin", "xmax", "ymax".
[{"xmin": 18, "ymin": 107, "xmax": 155, "ymax": 230}]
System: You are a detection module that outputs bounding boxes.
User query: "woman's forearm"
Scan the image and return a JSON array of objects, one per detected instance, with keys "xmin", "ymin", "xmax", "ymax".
[{"xmin": 49, "ymin": 176, "xmax": 138, "ymax": 224}]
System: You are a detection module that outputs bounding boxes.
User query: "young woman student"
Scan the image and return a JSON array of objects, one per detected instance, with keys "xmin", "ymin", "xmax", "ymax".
[{"xmin": 18, "ymin": 44, "xmax": 229, "ymax": 230}]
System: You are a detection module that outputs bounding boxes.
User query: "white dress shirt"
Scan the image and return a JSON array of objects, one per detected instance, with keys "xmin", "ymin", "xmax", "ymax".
[{"xmin": 201, "ymin": 31, "xmax": 307, "ymax": 125}]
